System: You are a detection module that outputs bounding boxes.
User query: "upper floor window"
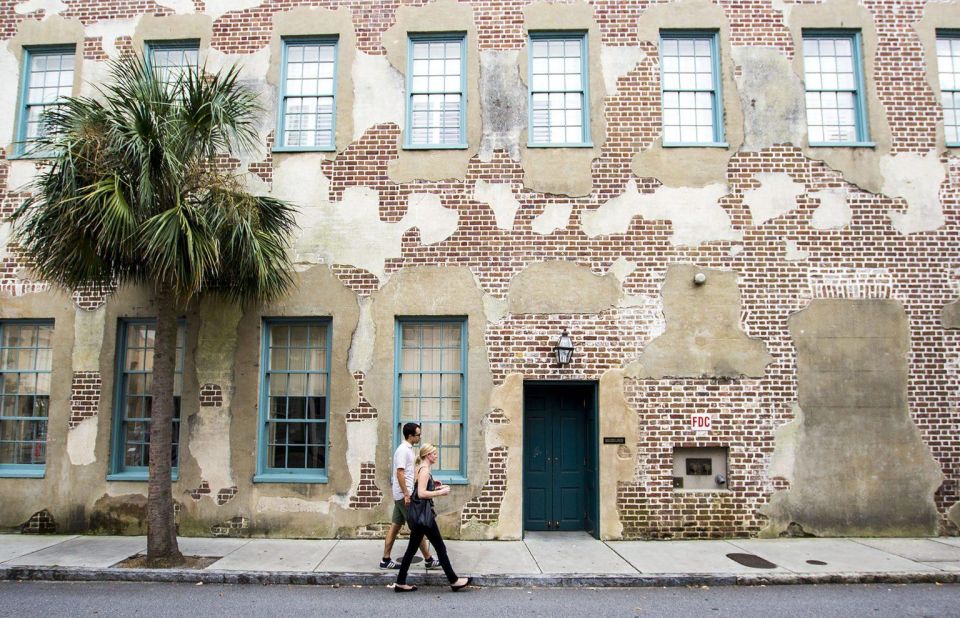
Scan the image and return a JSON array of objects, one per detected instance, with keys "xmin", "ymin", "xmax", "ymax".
[
  {"xmin": 660, "ymin": 31, "xmax": 724, "ymax": 146},
  {"xmin": 277, "ymin": 38, "xmax": 338, "ymax": 151},
  {"xmin": 936, "ymin": 31, "xmax": 960, "ymax": 146},
  {"xmin": 406, "ymin": 34, "xmax": 466, "ymax": 148},
  {"xmin": 0, "ymin": 321, "xmax": 53, "ymax": 478},
  {"xmin": 802, "ymin": 30, "xmax": 870, "ymax": 145},
  {"xmin": 16, "ymin": 46, "xmax": 75, "ymax": 156},
  {"xmin": 109, "ymin": 320, "xmax": 184, "ymax": 481},
  {"xmin": 528, "ymin": 32, "xmax": 590, "ymax": 147},
  {"xmin": 255, "ymin": 319, "xmax": 331, "ymax": 483},
  {"xmin": 146, "ymin": 40, "xmax": 199, "ymax": 85},
  {"xmin": 395, "ymin": 319, "xmax": 467, "ymax": 483}
]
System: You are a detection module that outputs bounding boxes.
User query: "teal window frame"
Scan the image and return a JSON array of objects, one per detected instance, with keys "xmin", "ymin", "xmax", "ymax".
[
  {"xmin": 274, "ymin": 36, "xmax": 339, "ymax": 153},
  {"xmin": 144, "ymin": 39, "xmax": 200, "ymax": 84},
  {"xmin": 527, "ymin": 31, "xmax": 592, "ymax": 148},
  {"xmin": 0, "ymin": 320, "xmax": 54, "ymax": 479},
  {"xmin": 13, "ymin": 45, "xmax": 76, "ymax": 159},
  {"xmin": 393, "ymin": 317, "xmax": 468, "ymax": 484},
  {"xmin": 108, "ymin": 319, "xmax": 185, "ymax": 482},
  {"xmin": 659, "ymin": 30, "xmax": 726, "ymax": 148},
  {"xmin": 936, "ymin": 29, "xmax": 960, "ymax": 147},
  {"xmin": 404, "ymin": 33, "xmax": 468, "ymax": 150},
  {"xmin": 802, "ymin": 29, "xmax": 873, "ymax": 147},
  {"xmin": 254, "ymin": 318, "xmax": 332, "ymax": 484}
]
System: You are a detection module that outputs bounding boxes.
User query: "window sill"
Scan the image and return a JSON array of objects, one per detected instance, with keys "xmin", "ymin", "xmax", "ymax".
[
  {"xmin": 272, "ymin": 146, "xmax": 336, "ymax": 154},
  {"xmin": 808, "ymin": 141, "xmax": 875, "ymax": 148},
  {"xmin": 254, "ymin": 472, "xmax": 328, "ymax": 484},
  {"xmin": 402, "ymin": 144, "xmax": 469, "ymax": 151},
  {"xmin": 107, "ymin": 470, "xmax": 180, "ymax": 482},
  {"xmin": 662, "ymin": 142, "xmax": 729, "ymax": 148},
  {"xmin": 527, "ymin": 142, "xmax": 594, "ymax": 149},
  {"xmin": 433, "ymin": 473, "xmax": 468, "ymax": 485},
  {"xmin": 0, "ymin": 467, "xmax": 45, "ymax": 478}
]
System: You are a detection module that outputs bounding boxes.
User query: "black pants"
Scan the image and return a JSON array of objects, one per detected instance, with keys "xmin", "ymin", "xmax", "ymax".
[{"xmin": 396, "ymin": 520, "xmax": 458, "ymax": 585}]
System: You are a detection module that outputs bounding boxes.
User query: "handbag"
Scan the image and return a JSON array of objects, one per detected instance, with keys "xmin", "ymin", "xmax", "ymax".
[{"xmin": 407, "ymin": 477, "xmax": 436, "ymax": 529}]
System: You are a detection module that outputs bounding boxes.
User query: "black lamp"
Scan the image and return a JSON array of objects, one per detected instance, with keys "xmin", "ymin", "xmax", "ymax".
[{"xmin": 553, "ymin": 329, "xmax": 574, "ymax": 366}]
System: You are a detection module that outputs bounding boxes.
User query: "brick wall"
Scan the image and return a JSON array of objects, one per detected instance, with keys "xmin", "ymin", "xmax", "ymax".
[{"xmin": 1, "ymin": 0, "xmax": 957, "ymax": 538}]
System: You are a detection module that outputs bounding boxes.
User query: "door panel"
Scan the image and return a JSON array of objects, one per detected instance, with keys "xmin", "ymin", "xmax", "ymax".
[{"xmin": 524, "ymin": 384, "xmax": 594, "ymax": 533}]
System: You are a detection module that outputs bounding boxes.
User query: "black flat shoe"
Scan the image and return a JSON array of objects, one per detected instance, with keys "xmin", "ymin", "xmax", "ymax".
[
  {"xmin": 450, "ymin": 577, "xmax": 472, "ymax": 591},
  {"xmin": 394, "ymin": 584, "xmax": 417, "ymax": 593}
]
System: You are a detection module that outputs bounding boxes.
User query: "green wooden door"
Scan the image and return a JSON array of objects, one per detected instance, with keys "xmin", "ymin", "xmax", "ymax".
[{"xmin": 524, "ymin": 384, "xmax": 591, "ymax": 532}]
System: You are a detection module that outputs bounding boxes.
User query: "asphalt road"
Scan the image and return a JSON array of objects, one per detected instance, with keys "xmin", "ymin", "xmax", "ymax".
[{"xmin": 1, "ymin": 581, "xmax": 958, "ymax": 617}]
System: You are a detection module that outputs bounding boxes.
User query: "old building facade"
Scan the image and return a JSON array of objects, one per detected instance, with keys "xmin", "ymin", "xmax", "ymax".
[{"xmin": 0, "ymin": 0, "xmax": 958, "ymax": 541}]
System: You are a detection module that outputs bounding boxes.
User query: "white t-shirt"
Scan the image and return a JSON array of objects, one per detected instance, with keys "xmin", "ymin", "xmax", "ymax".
[{"xmin": 391, "ymin": 441, "xmax": 416, "ymax": 501}]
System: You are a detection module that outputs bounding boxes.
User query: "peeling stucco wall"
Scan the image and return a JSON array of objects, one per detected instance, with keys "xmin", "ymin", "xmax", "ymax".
[
  {"xmin": 627, "ymin": 265, "xmax": 771, "ymax": 379},
  {"xmin": 943, "ymin": 299, "xmax": 960, "ymax": 329},
  {"xmin": 762, "ymin": 300, "xmax": 943, "ymax": 537},
  {"xmin": 598, "ymin": 369, "xmax": 638, "ymax": 540}
]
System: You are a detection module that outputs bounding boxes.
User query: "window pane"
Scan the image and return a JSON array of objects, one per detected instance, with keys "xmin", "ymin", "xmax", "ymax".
[
  {"xmin": 661, "ymin": 34, "xmax": 718, "ymax": 143},
  {"xmin": 529, "ymin": 34, "xmax": 587, "ymax": 144},
  {"xmin": 0, "ymin": 323, "xmax": 53, "ymax": 466},
  {"xmin": 939, "ymin": 35, "xmax": 960, "ymax": 143},
  {"xmin": 803, "ymin": 33, "xmax": 862, "ymax": 143},
  {"xmin": 281, "ymin": 41, "xmax": 337, "ymax": 149},
  {"xmin": 409, "ymin": 37, "xmax": 465, "ymax": 145}
]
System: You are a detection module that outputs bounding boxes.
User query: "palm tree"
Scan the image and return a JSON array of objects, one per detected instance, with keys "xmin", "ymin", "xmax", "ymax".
[{"xmin": 12, "ymin": 55, "xmax": 297, "ymax": 566}]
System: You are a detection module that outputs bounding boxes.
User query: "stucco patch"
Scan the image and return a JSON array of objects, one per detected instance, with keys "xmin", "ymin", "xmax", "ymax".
[
  {"xmin": 732, "ymin": 46, "xmax": 806, "ymax": 151},
  {"xmin": 195, "ymin": 299, "xmax": 243, "ymax": 396},
  {"xmin": 72, "ymin": 306, "xmax": 106, "ymax": 371},
  {"xmin": 294, "ymin": 186, "xmax": 460, "ymax": 280},
  {"xmin": 271, "ymin": 154, "xmax": 330, "ymax": 208},
  {"xmin": 345, "ymin": 419, "xmax": 378, "ymax": 504},
  {"xmin": 483, "ymin": 293, "xmax": 509, "ymax": 324},
  {"xmin": 154, "ymin": 0, "xmax": 194, "ymax": 14},
  {"xmin": 581, "ymin": 179, "xmax": 740, "ymax": 246},
  {"xmin": 626, "ymin": 264, "xmax": 772, "ymax": 378},
  {"xmin": 406, "ymin": 193, "xmax": 460, "ymax": 244},
  {"xmin": 601, "ymin": 45, "xmax": 645, "ymax": 96},
  {"xmin": 187, "ymin": 410, "xmax": 234, "ymax": 496},
  {"xmin": 950, "ymin": 502, "xmax": 960, "ymax": 530},
  {"xmin": 531, "ymin": 203, "xmax": 572, "ymax": 235},
  {"xmin": 810, "ymin": 188, "xmax": 852, "ymax": 230},
  {"xmin": 348, "ymin": 297, "xmax": 375, "ymax": 374},
  {"xmin": 508, "ymin": 261, "xmax": 621, "ymax": 314},
  {"xmin": 942, "ymin": 300, "xmax": 960, "ymax": 329},
  {"xmin": 761, "ymin": 300, "xmax": 943, "ymax": 537},
  {"xmin": 479, "ymin": 50, "xmax": 526, "ymax": 162},
  {"xmin": 14, "ymin": 0, "xmax": 66, "ymax": 16},
  {"xmin": 784, "ymin": 239, "xmax": 809, "ymax": 261},
  {"xmin": 768, "ymin": 403, "xmax": 803, "ymax": 482},
  {"xmin": 743, "ymin": 172, "xmax": 806, "ymax": 226},
  {"xmin": 0, "ymin": 47, "xmax": 19, "ymax": 145},
  {"xmin": 608, "ymin": 257, "xmax": 637, "ymax": 282},
  {"xmin": 474, "ymin": 180, "xmax": 520, "ymax": 231},
  {"xmin": 66, "ymin": 415, "xmax": 97, "ymax": 466},
  {"xmin": 207, "ymin": 47, "xmax": 270, "ymax": 82},
  {"xmin": 486, "ymin": 373, "xmax": 523, "ymax": 540},
  {"xmin": 85, "ymin": 18, "xmax": 140, "ymax": 58},
  {"xmin": 881, "ymin": 151, "xmax": 946, "ymax": 235},
  {"xmin": 6, "ymin": 161, "xmax": 41, "ymax": 192},
  {"xmin": 0, "ymin": 222, "xmax": 11, "ymax": 261},
  {"xmin": 598, "ymin": 369, "xmax": 638, "ymax": 540},
  {"xmin": 205, "ymin": 0, "xmax": 263, "ymax": 21},
  {"xmin": 352, "ymin": 51, "xmax": 405, "ymax": 141}
]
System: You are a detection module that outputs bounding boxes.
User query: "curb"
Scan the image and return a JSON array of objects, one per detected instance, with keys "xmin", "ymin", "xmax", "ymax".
[{"xmin": 3, "ymin": 567, "xmax": 960, "ymax": 587}]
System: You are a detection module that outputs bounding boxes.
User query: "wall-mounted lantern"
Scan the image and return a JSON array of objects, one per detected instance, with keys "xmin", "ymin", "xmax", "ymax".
[{"xmin": 553, "ymin": 329, "xmax": 574, "ymax": 366}]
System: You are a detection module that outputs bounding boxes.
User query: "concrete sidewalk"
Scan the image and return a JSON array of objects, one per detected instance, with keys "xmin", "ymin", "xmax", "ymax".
[{"xmin": 2, "ymin": 532, "xmax": 960, "ymax": 587}]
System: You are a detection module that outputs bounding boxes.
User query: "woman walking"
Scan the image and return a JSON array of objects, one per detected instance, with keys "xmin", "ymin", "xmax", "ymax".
[{"xmin": 394, "ymin": 443, "xmax": 472, "ymax": 593}]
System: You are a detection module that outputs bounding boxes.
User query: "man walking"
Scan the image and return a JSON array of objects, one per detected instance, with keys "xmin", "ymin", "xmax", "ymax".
[{"xmin": 380, "ymin": 422, "xmax": 440, "ymax": 569}]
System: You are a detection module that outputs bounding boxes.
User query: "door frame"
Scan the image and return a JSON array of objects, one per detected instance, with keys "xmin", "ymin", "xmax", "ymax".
[{"xmin": 521, "ymin": 380, "xmax": 600, "ymax": 539}]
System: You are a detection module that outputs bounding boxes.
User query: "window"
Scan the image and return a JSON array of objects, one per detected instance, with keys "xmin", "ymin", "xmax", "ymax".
[
  {"xmin": 277, "ymin": 38, "xmax": 338, "ymax": 151},
  {"xmin": 146, "ymin": 40, "xmax": 199, "ymax": 85},
  {"xmin": 109, "ymin": 320, "xmax": 185, "ymax": 480},
  {"xmin": 406, "ymin": 35, "xmax": 466, "ymax": 148},
  {"xmin": 528, "ymin": 33, "xmax": 590, "ymax": 147},
  {"xmin": 0, "ymin": 321, "xmax": 53, "ymax": 478},
  {"xmin": 395, "ymin": 319, "xmax": 466, "ymax": 482},
  {"xmin": 255, "ymin": 320, "xmax": 330, "ymax": 483},
  {"xmin": 16, "ymin": 46, "xmax": 75, "ymax": 156},
  {"xmin": 937, "ymin": 31, "xmax": 960, "ymax": 146},
  {"xmin": 802, "ymin": 30, "xmax": 869, "ymax": 145},
  {"xmin": 660, "ymin": 31, "xmax": 724, "ymax": 145}
]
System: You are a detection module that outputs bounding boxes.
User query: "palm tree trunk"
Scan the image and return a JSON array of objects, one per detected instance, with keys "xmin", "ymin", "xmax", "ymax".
[{"xmin": 146, "ymin": 290, "xmax": 184, "ymax": 566}]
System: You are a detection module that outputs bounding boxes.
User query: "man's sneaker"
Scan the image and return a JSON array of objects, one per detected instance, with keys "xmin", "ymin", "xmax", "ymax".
[
  {"xmin": 379, "ymin": 558, "xmax": 400, "ymax": 569},
  {"xmin": 424, "ymin": 557, "xmax": 441, "ymax": 570}
]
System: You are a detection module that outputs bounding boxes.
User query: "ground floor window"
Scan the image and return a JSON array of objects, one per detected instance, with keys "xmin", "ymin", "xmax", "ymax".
[
  {"xmin": 0, "ymin": 321, "xmax": 53, "ymax": 477},
  {"xmin": 395, "ymin": 318, "xmax": 467, "ymax": 482},
  {"xmin": 109, "ymin": 319, "xmax": 184, "ymax": 480},
  {"xmin": 255, "ymin": 319, "xmax": 330, "ymax": 483}
]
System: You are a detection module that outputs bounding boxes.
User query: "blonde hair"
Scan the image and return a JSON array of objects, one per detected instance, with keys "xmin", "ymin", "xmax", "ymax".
[{"xmin": 415, "ymin": 443, "xmax": 437, "ymax": 466}]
